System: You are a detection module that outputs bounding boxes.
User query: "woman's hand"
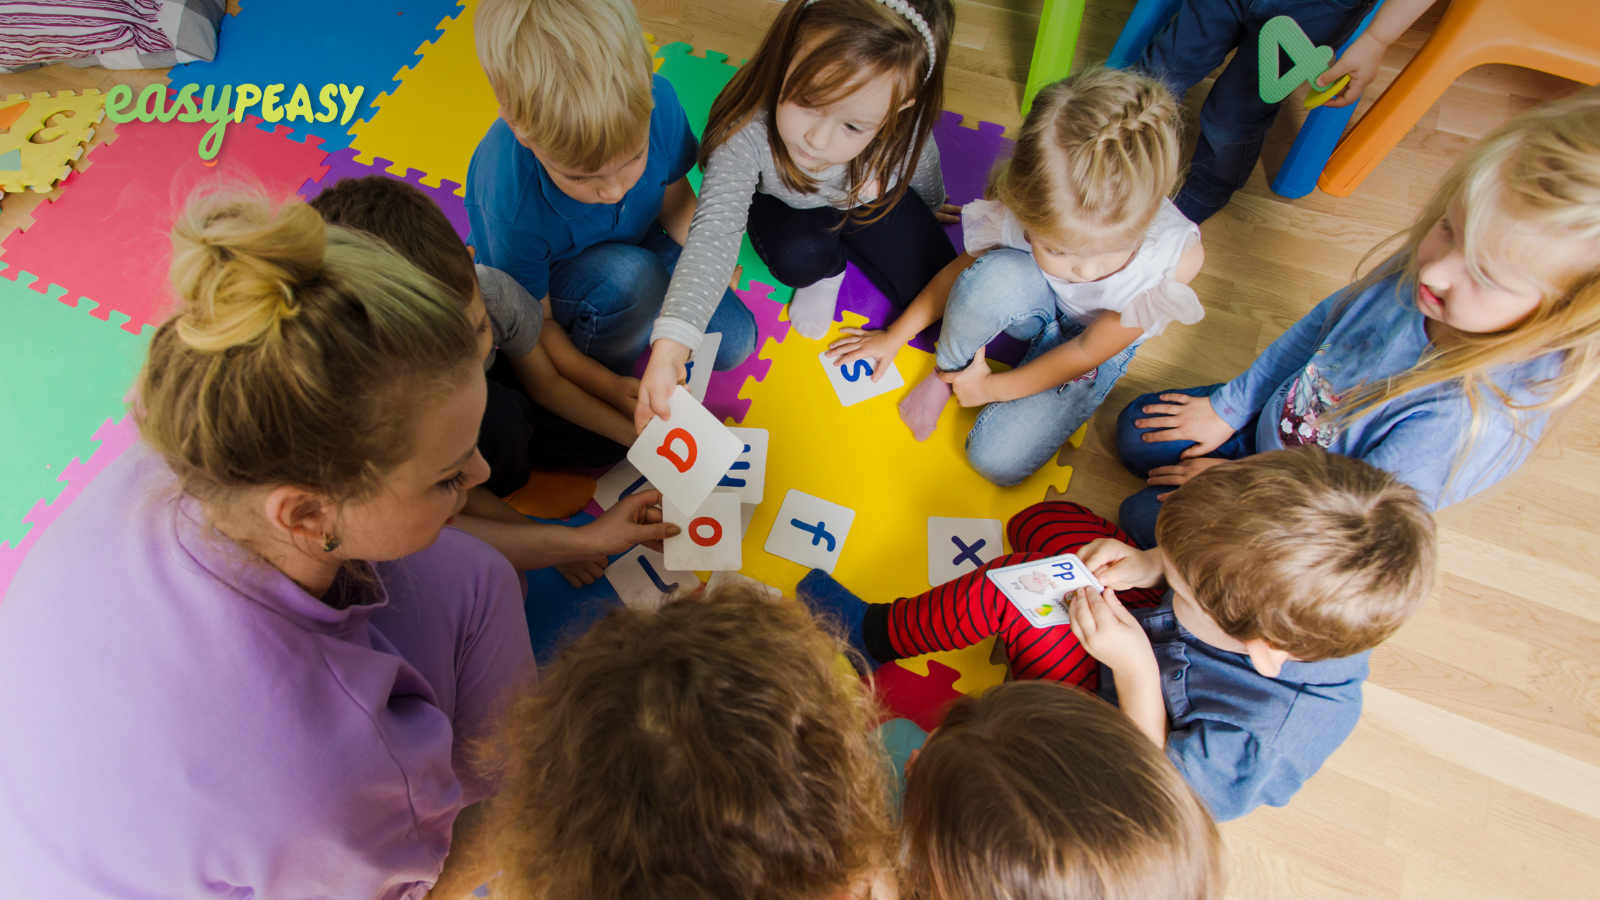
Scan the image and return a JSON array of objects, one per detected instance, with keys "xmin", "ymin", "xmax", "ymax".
[
  {"xmin": 1077, "ymin": 538, "xmax": 1166, "ymax": 590},
  {"xmin": 939, "ymin": 347, "xmax": 996, "ymax": 407},
  {"xmin": 825, "ymin": 327, "xmax": 905, "ymax": 381},
  {"xmin": 581, "ymin": 489, "xmax": 679, "ymax": 554},
  {"xmin": 1146, "ymin": 456, "xmax": 1232, "ymax": 499},
  {"xmin": 1069, "ymin": 586, "xmax": 1156, "ymax": 674},
  {"xmin": 635, "ymin": 340, "xmax": 692, "ymax": 433},
  {"xmin": 1132, "ymin": 392, "xmax": 1236, "ymax": 457},
  {"xmin": 935, "ymin": 201, "xmax": 961, "ymax": 224}
]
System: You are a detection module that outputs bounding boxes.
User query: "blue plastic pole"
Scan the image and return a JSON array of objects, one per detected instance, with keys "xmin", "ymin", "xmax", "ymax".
[{"xmin": 1270, "ymin": 0, "xmax": 1386, "ymax": 199}]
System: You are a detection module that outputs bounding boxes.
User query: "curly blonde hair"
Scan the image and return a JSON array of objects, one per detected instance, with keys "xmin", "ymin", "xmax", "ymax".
[{"xmin": 480, "ymin": 585, "xmax": 893, "ymax": 900}]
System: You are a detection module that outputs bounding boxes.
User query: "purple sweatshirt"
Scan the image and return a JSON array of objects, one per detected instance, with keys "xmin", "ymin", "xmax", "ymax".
[{"xmin": 0, "ymin": 444, "xmax": 535, "ymax": 899}]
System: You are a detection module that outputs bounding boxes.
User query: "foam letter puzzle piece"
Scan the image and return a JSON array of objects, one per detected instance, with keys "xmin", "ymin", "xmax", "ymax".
[
  {"xmin": 683, "ymin": 332, "xmax": 721, "ymax": 402},
  {"xmin": 605, "ymin": 545, "xmax": 696, "ymax": 611},
  {"xmin": 719, "ymin": 427, "xmax": 768, "ymax": 504},
  {"xmin": 765, "ymin": 489, "xmax": 856, "ymax": 574},
  {"xmin": 819, "ymin": 351, "xmax": 906, "ymax": 407},
  {"xmin": 594, "ymin": 460, "xmax": 654, "ymax": 511},
  {"xmin": 627, "ymin": 386, "xmax": 744, "ymax": 515},
  {"xmin": 0, "ymin": 91, "xmax": 106, "ymax": 193},
  {"xmin": 665, "ymin": 491, "xmax": 743, "ymax": 571},
  {"xmin": 1257, "ymin": 16, "xmax": 1334, "ymax": 104},
  {"xmin": 927, "ymin": 517, "xmax": 1005, "ymax": 586}
]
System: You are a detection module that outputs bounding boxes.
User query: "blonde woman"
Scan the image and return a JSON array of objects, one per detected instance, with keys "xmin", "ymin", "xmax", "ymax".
[
  {"xmin": 1119, "ymin": 86, "xmax": 1600, "ymax": 548},
  {"xmin": 0, "ymin": 193, "xmax": 532, "ymax": 898}
]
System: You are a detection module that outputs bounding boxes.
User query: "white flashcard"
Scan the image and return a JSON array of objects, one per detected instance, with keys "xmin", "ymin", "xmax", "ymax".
[
  {"xmin": 718, "ymin": 427, "xmax": 768, "ymax": 504},
  {"xmin": 985, "ymin": 553, "xmax": 1102, "ymax": 628},
  {"xmin": 664, "ymin": 491, "xmax": 743, "ymax": 571},
  {"xmin": 605, "ymin": 545, "xmax": 696, "ymax": 611},
  {"xmin": 627, "ymin": 386, "xmax": 744, "ymax": 516},
  {"xmin": 927, "ymin": 517, "xmax": 1005, "ymax": 586},
  {"xmin": 764, "ymin": 489, "xmax": 856, "ymax": 574},
  {"xmin": 740, "ymin": 503, "xmax": 755, "ymax": 538},
  {"xmin": 594, "ymin": 460, "xmax": 654, "ymax": 511},
  {"xmin": 819, "ymin": 351, "xmax": 905, "ymax": 407},
  {"xmin": 683, "ymin": 332, "xmax": 722, "ymax": 402}
]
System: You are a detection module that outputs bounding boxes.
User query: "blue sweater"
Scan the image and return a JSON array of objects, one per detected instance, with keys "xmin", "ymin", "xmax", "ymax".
[{"xmin": 1211, "ymin": 273, "xmax": 1563, "ymax": 509}]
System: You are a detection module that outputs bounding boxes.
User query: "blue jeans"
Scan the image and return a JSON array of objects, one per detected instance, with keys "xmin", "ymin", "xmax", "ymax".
[
  {"xmin": 1113, "ymin": 383, "xmax": 1259, "ymax": 547},
  {"xmin": 547, "ymin": 229, "xmax": 757, "ymax": 373},
  {"xmin": 1138, "ymin": 0, "xmax": 1371, "ymax": 222},
  {"xmin": 938, "ymin": 249, "xmax": 1139, "ymax": 487}
]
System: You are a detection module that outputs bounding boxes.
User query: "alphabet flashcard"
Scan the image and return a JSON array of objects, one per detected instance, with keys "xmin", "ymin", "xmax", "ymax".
[
  {"xmin": 594, "ymin": 460, "xmax": 654, "ymax": 511},
  {"xmin": 740, "ymin": 502, "xmax": 755, "ymax": 538},
  {"xmin": 984, "ymin": 553, "xmax": 1103, "ymax": 628},
  {"xmin": 664, "ymin": 491, "xmax": 743, "ymax": 571},
  {"xmin": 605, "ymin": 545, "xmax": 697, "ymax": 611},
  {"xmin": 764, "ymin": 489, "xmax": 856, "ymax": 574},
  {"xmin": 927, "ymin": 517, "xmax": 1005, "ymax": 586},
  {"xmin": 719, "ymin": 427, "xmax": 769, "ymax": 504},
  {"xmin": 819, "ymin": 351, "xmax": 905, "ymax": 407},
  {"xmin": 684, "ymin": 332, "xmax": 722, "ymax": 402},
  {"xmin": 628, "ymin": 386, "xmax": 744, "ymax": 516}
]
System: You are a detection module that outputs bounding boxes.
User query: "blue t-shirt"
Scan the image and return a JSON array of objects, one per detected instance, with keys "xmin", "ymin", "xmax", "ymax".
[
  {"xmin": 1100, "ymin": 595, "xmax": 1369, "ymax": 821},
  {"xmin": 1210, "ymin": 271, "xmax": 1564, "ymax": 509},
  {"xmin": 464, "ymin": 74, "xmax": 698, "ymax": 301}
]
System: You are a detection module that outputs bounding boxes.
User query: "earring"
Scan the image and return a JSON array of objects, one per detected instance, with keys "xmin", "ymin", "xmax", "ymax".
[{"xmin": 322, "ymin": 533, "xmax": 341, "ymax": 553}]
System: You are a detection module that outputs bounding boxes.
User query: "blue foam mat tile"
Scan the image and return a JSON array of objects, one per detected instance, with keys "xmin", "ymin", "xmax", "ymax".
[{"xmin": 520, "ymin": 512, "xmax": 625, "ymax": 666}]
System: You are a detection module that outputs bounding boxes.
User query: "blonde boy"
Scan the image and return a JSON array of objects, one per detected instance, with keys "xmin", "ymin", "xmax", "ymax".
[{"xmin": 467, "ymin": 0, "xmax": 755, "ymax": 379}]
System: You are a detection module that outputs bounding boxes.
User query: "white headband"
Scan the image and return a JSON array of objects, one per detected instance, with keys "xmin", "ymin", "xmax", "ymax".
[{"xmin": 804, "ymin": 0, "xmax": 936, "ymax": 81}]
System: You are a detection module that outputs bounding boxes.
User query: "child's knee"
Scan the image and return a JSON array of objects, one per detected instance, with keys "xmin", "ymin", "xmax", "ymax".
[
  {"xmin": 1005, "ymin": 502, "xmax": 1096, "ymax": 550},
  {"xmin": 590, "ymin": 246, "xmax": 671, "ymax": 313},
  {"xmin": 762, "ymin": 231, "xmax": 841, "ymax": 287},
  {"xmin": 1114, "ymin": 391, "xmax": 1175, "ymax": 476}
]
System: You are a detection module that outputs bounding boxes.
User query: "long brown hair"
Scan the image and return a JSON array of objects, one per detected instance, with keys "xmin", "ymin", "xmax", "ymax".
[{"xmin": 700, "ymin": 0, "xmax": 953, "ymax": 224}]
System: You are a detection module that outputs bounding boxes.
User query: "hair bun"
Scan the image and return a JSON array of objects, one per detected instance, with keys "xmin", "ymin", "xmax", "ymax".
[{"xmin": 168, "ymin": 192, "xmax": 327, "ymax": 353}]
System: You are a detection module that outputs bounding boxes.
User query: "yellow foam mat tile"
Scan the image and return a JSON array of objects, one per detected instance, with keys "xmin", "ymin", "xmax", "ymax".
[{"xmin": 0, "ymin": 91, "xmax": 106, "ymax": 194}]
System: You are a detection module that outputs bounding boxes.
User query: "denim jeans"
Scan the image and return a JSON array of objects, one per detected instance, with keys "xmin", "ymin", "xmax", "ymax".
[
  {"xmin": 1137, "ymin": 0, "xmax": 1371, "ymax": 222},
  {"xmin": 547, "ymin": 228, "xmax": 757, "ymax": 373},
  {"xmin": 938, "ymin": 249, "xmax": 1140, "ymax": 487},
  {"xmin": 1113, "ymin": 383, "xmax": 1259, "ymax": 547}
]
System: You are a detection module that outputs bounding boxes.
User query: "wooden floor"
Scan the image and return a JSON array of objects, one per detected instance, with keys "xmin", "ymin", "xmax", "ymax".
[{"xmin": 4, "ymin": 1, "xmax": 1597, "ymax": 897}]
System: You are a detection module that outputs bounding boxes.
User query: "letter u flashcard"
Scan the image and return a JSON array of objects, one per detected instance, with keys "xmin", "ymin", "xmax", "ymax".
[
  {"xmin": 719, "ymin": 427, "xmax": 768, "ymax": 504},
  {"xmin": 819, "ymin": 351, "xmax": 905, "ymax": 407},
  {"xmin": 664, "ymin": 491, "xmax": 743, "ymax": 570},
  {"xmin": 764, "ymin": 489, "xmax": 856, "ymax": 574},
  {"xmin": 605, "ymin": 546, "xmax": 697, "ymax": 610},
  {"xmin": 684, "ymin": 332, "xmax": 722, "ymax": 402},
  {"xmin": 594, "ymin": 460, "xmax": 654, "ymax": 511},
  {"xmin": 628, "ymin": 386, "xmax": 744, "ymax": 515}
]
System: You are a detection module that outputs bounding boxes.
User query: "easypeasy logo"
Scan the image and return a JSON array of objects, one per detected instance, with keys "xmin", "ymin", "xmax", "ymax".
[{"xmin": 102, "ymin": 83, "xmax": 367, "ymax": 161}]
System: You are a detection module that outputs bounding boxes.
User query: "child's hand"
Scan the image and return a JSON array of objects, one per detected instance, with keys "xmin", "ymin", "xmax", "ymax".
[
  {"xmin": 583, "ymin": 489, "xmax": 679, "ymax": 554},
  {"xmin": 939, "ymin": 347, "xmax": 995, "ymax": 407},
  {"xmin": 935, "ymin": 200, "xmax": 961, "ymax": 224},
  {"xmin": 1317, "ymin": 32, "xmax": 1386, "ymax": 108},
  {"xmin": 554, "ymin": 559, "xmax": 606, "ymax": 588},
  {"xmin": 609, "ymin": 375, "xmax": 641, "ymax": 423},
  {"xmin": 1146, "ymin": 456, "xmax": 1232, "ymax": 499},
  {"xmin": 826, "ymin": 327, "xmax": 905, "ymax": 381},
  {"xmin": 636, "ymin": 340, "xmax": 692, "ymax": 433},
  {"xmin": 1078, "ymin": 538, "xmax": 1165, "ymax": 589},
  {"xmin": 1069, "ymin": 586, "xmax": 1156, "ymax": 674},
  {"xmin": 1133, "ymin": 392, "xmax": 1235, "ymax": 456}
]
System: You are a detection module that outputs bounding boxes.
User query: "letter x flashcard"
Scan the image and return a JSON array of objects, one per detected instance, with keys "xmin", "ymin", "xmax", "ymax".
[
  {"xmin": 628, "ymin": 386, "xmax": 744, "ymax": 515},
  {"xmin": 664, "ymin": 491, "xmax": 743, "ymax": 571},
  {"xmin": 819, "ymin": 351, "xmax": 905, "ymax": 407},
  {"xmin": 605, "ymin": 546, "xmax": 697, "ymax": 611},
  {"xmin": 927, "ymin": 517, "xmax": 1004, "ymax": 586},
  {"xmin": 764, "ymin": 489, "xmax": 856, "ymax": 574}
]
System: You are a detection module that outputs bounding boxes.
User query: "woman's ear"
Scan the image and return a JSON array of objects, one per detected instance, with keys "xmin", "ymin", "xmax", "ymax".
[{"xmin": 261, "ymin": 485, "xmax": 336, "ymax": 550}]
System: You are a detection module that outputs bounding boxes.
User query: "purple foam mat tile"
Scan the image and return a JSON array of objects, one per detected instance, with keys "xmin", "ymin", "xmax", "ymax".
[{"xmin": 297, "ymin": 148, "xmax": 471, "ymax": 243}]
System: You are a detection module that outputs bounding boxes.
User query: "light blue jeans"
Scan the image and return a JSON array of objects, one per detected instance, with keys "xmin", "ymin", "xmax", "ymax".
[{"xmin": 936, "ymin": 249, "xmax": 1139, "ymax": 486}]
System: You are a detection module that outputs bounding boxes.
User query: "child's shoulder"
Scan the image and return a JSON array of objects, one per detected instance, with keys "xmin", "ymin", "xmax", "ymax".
[{"xmin": 466, "ymin": 118, "xmax": 539, "ymax": 204}]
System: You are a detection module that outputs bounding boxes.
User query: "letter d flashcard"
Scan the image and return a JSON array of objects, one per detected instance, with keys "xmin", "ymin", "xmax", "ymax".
[
  {"xmin": 764, "ymin": 489, "xmax": 856, "ymax": 574},
  {"xmin": 664, "ymin": 491, "xmax": 743, "ymax": 571},
  {"xmin": 819, "ymin": 351, "xmax": 905, "ymax": 407},
  {"xmin": 628, "ymin": 386, "xmax": 744, "ymax": 515}
]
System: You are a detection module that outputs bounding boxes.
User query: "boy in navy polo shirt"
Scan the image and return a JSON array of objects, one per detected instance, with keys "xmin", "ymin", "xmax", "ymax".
[
  {"xmin": 798, "ymin": 447, "xmax": 1437, "ymax": 820},
  {"xmin": 466, "ymin": 0, "xmax": 756, "ymax": 383}
]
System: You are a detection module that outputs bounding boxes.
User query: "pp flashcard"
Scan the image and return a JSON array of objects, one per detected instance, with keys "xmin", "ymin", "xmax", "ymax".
[
  {"xmin": 927, "ymin": 517, "xmax": 1004, "ymax": 586},
  {"xmin": 628, "ymin": 386, "xmax": 744, "ymax": 515},
  {"xmin": 764, "ymin": 489, "xmax": 856, "ymax": 574},
  {"xmin": 819, "ymin": 351, "xmax": 905, "ymax": 407},
  {"xmin": 718, "ymin": 427, "xmax": 768, "ymax": 504},
  {"xmin": 605, "ymin": 545, "xmax": 696, "ymax": 611},
  {"xmin": 664, "ymin": 491, "xmax": 743, "ymax": 571},
  {"xmin": 985, "ymin": 553, "xmax": 1103, "ymax": 628},
  {"xmin": 594, "ymin": 460, "xmax": 654, "ymax": 511},
  {"xmin": 684, "ymin": 332, "xmax": 722, "ymax": 403}
]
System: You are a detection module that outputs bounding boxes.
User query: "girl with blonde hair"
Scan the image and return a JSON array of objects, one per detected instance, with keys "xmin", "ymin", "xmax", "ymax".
[
  {"xmin": 1117, "ymin": 85, "xmax": 1600, "ymax": 548},
  {"xmin": 829, "ymin": 66, "xmax": 1206, "ymax": 486}
]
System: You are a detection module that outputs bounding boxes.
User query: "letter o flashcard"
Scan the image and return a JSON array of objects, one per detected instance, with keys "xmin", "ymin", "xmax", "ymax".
[
  {"xmin": 764, "ymin": 489, "xmax": 856, "ymax": 574},
  {"xmin": 664, "ymin": 491, "xmax": 743, "ymax": 571},
  {"xmin": 627, "ymin": 386, "xmax": 744, "ymax": 515}
]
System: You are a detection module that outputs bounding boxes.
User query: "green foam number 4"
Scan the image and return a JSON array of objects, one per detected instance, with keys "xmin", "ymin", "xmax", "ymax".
[{"xmin": 1258, "ymin": 16, "xmax": 1334, "ymax": 104}]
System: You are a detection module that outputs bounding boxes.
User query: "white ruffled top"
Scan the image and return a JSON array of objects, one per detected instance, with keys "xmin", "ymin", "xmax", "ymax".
[{"xmin": 961, "ymin": 197, "xmax": 1204, "ymax": 343}]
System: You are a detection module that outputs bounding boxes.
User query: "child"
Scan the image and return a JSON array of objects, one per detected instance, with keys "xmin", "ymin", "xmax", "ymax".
[
  {"xmin": 466, "ymin": 0, "xmax": 757, "ymax": 379},
  {"xmin": 899, "ymin": 681, "xmax": 1224, "ymax": 900},
  {"xmin": 831, "ymin": 67, "xmax": 1205, "ymax": 485},
  {"xmin": 311, "ymin": 176, "xmax": 677, "ymax": 587},
  {"xmin": 637, "ymin": 0, "xmax": 960, "ymax": 428},
  {"xmin": 800, "ymin": 448, "xmax": 1437, "ymax": 820},
  {"xmin": 479, "ymin": 585, "xmax": 895, "ymax": 900},
  {"xmin": 1115, "ymin": 85, "xmax": 1600, "ymax": 548},
  {"xmin": 1135, "ymin": 0, "xmax": 1434, "ymax": 222}
]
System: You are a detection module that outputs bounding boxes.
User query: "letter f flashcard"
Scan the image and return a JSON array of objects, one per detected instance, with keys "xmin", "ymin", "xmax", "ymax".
[
  {"xmin": 764, "ymin": 489, "xmax": 856, "ymax": 574},
  {"xmin": 628, "ymin": 386, "xmax": 745, "ymax": 515}
]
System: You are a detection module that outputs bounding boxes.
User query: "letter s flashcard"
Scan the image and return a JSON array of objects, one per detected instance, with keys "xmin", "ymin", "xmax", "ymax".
[
  {"xmin": 605, "ymin": 546, "xmax": 697, "ymax": 611},
  {"xmin": 628, "ymin": 386, "xmax": 744, "ymax": 515},
  {"xmin": 819, "ymin": 351, "xmax": 905, "ymax": 407},
  {"xmin": 664, "ymin": 491, "xmax": 743, "ymax": 571},
  {"xmin": 764, "ymin": 489, "xmax": 856, "ymax": 574}
]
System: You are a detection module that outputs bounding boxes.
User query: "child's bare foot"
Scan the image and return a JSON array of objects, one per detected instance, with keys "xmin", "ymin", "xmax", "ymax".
[
  {"xmin": 898, "ymin": 371, "xmax": 952, "ymax": 441},
  {"xmin": 788, "ymin": 271, "xmax": 846, "ymax": 339}
]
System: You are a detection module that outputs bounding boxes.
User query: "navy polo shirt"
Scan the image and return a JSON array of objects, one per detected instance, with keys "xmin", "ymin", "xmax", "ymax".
[{"xmin": 464, "ymin": 74, "xmax": 698, "ymax": 301}]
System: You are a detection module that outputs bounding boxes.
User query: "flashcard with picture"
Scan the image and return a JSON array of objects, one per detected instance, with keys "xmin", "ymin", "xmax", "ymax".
[{"xmin": 984, "ymin": 553, "xmax": 1102, "ymax": 628}]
